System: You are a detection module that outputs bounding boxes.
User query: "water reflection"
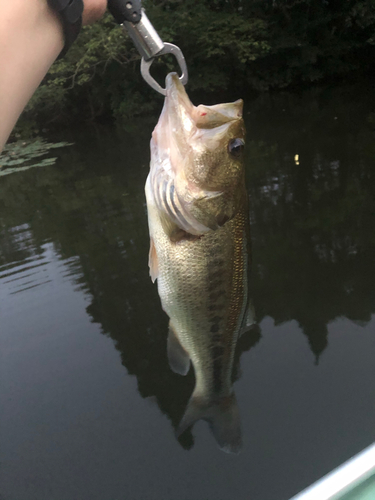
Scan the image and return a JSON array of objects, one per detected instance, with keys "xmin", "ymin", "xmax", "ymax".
[
  {"xmin": 246, "ymin": 83, "xmax": 375, "ymax": 362},
  {"xmin": 0, "ymin": 83, "xmax": 374, "ymax": 458}
]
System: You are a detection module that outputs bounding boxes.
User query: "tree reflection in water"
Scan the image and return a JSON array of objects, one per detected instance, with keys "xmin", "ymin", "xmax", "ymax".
[{"xmin": 0, "ymin": 83, "xmax": 374, "ymax": 448}]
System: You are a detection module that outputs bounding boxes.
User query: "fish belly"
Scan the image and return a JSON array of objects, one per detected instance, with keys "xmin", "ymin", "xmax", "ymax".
[{"xmin": 145, "ymin": 176, "xmax": 249, "ymax": 396}]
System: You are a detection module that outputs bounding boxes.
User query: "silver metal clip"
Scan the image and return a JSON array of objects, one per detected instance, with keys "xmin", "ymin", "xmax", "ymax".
[
  {"xmin": 140, "ymin": 43, "xmax": 188, "ymax": 96},
  {"xmin": 122, "ymin": 9, "xmax": 188, "ymax": 95},
  {"xmin": 122, "ymin": 9, "xmax": 164, "ymax": 61}
]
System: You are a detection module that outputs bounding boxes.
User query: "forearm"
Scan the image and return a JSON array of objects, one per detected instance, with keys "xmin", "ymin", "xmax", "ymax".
[{"xmin": 0, "ymin": 0, "xmax": 64, "ymax": 151}]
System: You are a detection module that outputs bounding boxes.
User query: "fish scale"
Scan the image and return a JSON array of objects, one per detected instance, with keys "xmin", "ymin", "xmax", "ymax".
[
  {"xmin": 147, "ymin": 199, "xmax": 248, "ymax": 395},
  {"xmin": 145, "ymin": 73, "xmax": 250, "ymax": 453}
]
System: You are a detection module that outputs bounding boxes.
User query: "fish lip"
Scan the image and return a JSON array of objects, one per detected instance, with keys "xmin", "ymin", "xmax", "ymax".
[
  {"xmin": 150, "ymin": 73, "xmax": 194, "ymax": 160},
  {"xmin": 164, "ymin": 72, "xmax": 195, "ymax": 132},
  {"xmin": 165, "ymin": 73, "xmax": 244, "ymax": 130},
  {"xmin": 165, "ymin": 72, "xmax": 188, "ymax": 98}
]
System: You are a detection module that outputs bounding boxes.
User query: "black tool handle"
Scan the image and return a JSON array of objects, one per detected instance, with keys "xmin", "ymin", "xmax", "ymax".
[{"xmin": 108, "ymin": 0, "xmax": 142, "ymax": 24}]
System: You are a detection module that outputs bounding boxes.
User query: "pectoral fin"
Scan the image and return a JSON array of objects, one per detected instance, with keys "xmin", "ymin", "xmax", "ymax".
[
  {"xmin": 159, "ymin": 212, "xmax": 190, "ymax": 243},
  {"xmin": 240, "ymin": 298, "xmax": 256, "ymax": 336},
  {"xmin": 167, "ymin": 323, "xmax": 190, "ymax": 376},
  {"xmin": 148, "ymin": 237, "xmax": 159, "ymax": 283}
]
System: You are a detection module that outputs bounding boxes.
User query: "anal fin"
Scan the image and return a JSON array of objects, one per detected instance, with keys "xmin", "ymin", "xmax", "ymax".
[{"xmin": 167, "ymin": 323, "xmax": 190, "ymax": 376}]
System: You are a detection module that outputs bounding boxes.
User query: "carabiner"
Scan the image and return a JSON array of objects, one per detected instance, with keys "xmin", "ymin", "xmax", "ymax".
[
  {"xmin": 140, "ymin": 43, "xmax": 188, "ymax": 96},
  {"xmin": 109, "ymin": 1, "xmax": 189, "ymax": 95}
]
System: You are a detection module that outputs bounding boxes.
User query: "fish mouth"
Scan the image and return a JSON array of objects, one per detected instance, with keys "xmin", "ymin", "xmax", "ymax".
[
  {"xmin": 151, "ymin": 73, "xmax": 195, "ymax": 174},
  {"xmin": 151, "ymin": 72, "xmax": 244, "ymax": 178},
  {"xmin": 164, "ymin": 73, "xmax": 196, "ymax": 137},
  {"xmin": 164, "ymin": 73, "xmax": 243, "ymax": 131},
  {"xmin": 165, "ymin": 73, "xmax": 193, "ymax": 116}
]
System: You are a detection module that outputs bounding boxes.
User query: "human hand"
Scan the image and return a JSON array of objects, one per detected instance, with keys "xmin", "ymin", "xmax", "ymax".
[
  {"xmin": 82, "ymin": 0, "xmax": 107, "ymax": 25},
  {"xmin": 0, "ymin": 0, "xmax": 108, "ymax": 152}
]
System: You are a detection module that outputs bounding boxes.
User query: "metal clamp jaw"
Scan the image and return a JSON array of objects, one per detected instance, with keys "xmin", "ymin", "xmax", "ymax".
[{"xmin": 108, "ymin": 0, "xmax": 188, "ymax": 95}]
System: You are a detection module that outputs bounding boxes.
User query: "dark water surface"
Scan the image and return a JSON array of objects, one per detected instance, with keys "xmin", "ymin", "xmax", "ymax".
[{"xmin": 1, "ymin": 83, "xmax": 375, "ymax": 500}]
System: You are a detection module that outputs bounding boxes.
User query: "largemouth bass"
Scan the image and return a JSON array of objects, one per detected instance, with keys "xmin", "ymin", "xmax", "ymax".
[{"xmin": 145, "ymin": 73, "xmax": 250, "ymax": 454}]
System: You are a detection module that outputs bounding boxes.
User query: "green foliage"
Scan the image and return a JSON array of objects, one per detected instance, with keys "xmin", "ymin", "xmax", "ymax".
[
  {"xmin": 0, "ymin": 139, "xmax": 72, "ymax": 176},
  {"xmin": 148, "ymin": 0, "xmax": 270, "ymax": 92},
  {"xmin": 19, "ymin": 0, "xmax": 375, "ymax": 128}
]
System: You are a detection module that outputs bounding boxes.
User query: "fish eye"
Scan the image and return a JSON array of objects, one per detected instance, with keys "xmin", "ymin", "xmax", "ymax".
[{"xmin": 228, "ymin": 138, "xmax": 245, "ymax": 158}]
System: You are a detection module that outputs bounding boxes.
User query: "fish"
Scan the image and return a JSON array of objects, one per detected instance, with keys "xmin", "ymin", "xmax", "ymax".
[{"xmin": 145, "ymin": 73, "xmax": 251, "ymax": 454}]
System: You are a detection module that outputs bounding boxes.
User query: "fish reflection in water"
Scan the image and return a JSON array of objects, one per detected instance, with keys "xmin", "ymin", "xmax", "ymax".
[{"xmin": 145, "ymin": 73, "xmax": 253, "ymax": 453}]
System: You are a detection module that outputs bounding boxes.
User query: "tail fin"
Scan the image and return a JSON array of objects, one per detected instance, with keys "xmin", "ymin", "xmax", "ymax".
[{"xmin": 176, "ymin": 392, "xmax": 242, "ymax": 454}]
